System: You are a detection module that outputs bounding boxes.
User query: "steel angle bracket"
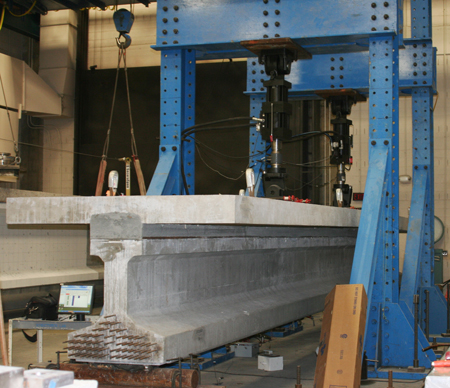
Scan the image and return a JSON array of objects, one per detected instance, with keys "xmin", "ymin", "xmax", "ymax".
[
  {"xmin": 366, "ymin": 303, "xmax": 434, "ymax": 379},
  {"xmin": 420, "ymin": 286, "xmax": 448, "ymax": 336},
  {"xmin": 147, "ymin": 150, "xmax": 179, "ymax": 195}
]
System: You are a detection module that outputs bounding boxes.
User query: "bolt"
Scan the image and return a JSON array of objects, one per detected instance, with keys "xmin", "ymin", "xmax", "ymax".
[
  {"xmin": 423, "ymin": 62, "xmax": 427, "ymax": 66},
  {"xmin": 275, "ymin": 21, "xmax": 280, "ymax": 27},
  {"xmin": 172, "ymin": 146, "xmax": 177, "ymax": 151},
  {"xmin": 414, "ymin": 165, "xmax": 418, "ymax": 170},
  {"xmin": 384, "ymin": 14, "xmax": 389, "ymax": 19},
  {"xmin": 162, "ymin": 18, "xmax": 167, "ymax": 23},
  {"xmin": 162, "ymin": 6, "xmax": 168, "ymax": 11},
  {"xmin": 384, "ymin": 1, "xmax": 389, "ymax": 6},
  {"xmin": 372, "ymin": 15, "xmax": 377, "ymax": 20},
  {"xmin": 371, "ymin": 2, "xmax": 377, "ymax": 7},
  {"xmin": 162, "ymin": 30, "xmax": 167, "ymax": 34},
  {"xmin": 173, "ymin": 17, "xmax": 178, "ymax": 22},
  {"xmin": 161, "ymin": 147, "xmax": 166, "ymax": 152},
  {"xmin": 275, "ymin": 9, "xmax": 280, "ymax": 15},
  {"xmin": 384, "ymin": 140, "xmax": 389, "ymax": 145},
  {"xmin": 263, "ymin": 10, "xmax": 268, "ymax": 15},
  {"xmin": 263, "ymin": 22, "xmax": 269, "ymax": 27},
  {"xmin": 424, "ymin": 166, "xmax": 428, "ymax": 170},
  {"xmin": 387, "ymin": 370, "xmax": 394, "ymax": 388},
  {"xmin": 371, "ymin": 140, "xmax": 376, "ymax": 145},
  {"xmin": 173, "ymin": 29, "xmax": 178, "ymax": 34},
  {"xmin": 263, "ymin": 0, "xmax": 268, "ymax": 3},
  {"xmin": 413, "ymin": 71, "xmax": 417, "ymax": 76},
  {"xmin": 173, "ymin": 5, "xmax": 179, "ymax": 10}
]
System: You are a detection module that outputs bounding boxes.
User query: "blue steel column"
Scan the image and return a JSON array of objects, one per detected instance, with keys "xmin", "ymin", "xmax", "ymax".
[
  {"xmin": 400, "ymin": 87, "xmax": 433, "ymax": 311},
  {"xmin": 400, "ymin": 0, "xmax": 446, "ymax": 336},
  {"xmin": 147, "ymin": 49, "xmax": 196, "ymax": 195},
  {"xmin": 351, "ymin": 34, "xmax": 399, "ymax": 370},
  {"xmin": 247, "ymin": 59, "xmax": 268, "ymax": 197}
]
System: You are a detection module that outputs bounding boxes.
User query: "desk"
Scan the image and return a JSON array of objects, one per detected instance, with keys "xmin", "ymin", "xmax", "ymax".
[{"xmin": 8, "ymin": 317, "xmax": 97, "ymax": 365}]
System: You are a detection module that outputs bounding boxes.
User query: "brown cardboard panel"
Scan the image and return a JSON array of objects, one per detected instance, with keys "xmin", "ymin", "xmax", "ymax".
[{"xmin": 314, "ymin": 284, "xmax": 368, "ymax": 388}]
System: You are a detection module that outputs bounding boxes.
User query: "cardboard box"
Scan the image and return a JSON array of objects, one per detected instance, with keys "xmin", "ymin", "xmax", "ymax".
[{"xmin": 314, "ymin": 284, "xmax": 367, "ymax": 388}]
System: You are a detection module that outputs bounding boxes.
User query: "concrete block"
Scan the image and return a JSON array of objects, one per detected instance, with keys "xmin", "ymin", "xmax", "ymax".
[
  {"xmin": 230, "ymin": 343, "xmax": 258, "ymax": 358},
  {"xmin": 0, "ymin": 365, "xmax": 24, "ymax": 388},
  {"xmin": 258, "ymin": 354, "xmax": 283, "ymax": 371},
  {"xmin": 24, "ymin": 368, "xmax": 74, "ymax": 388}
]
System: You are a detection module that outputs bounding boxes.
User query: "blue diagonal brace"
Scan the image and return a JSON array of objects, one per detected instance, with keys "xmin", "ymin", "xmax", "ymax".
[
  {"xmin": 147, "ymin": 151, "xmax": 178, "ymax": 195},
  {"xmin": 400, "ymin": 170, "xmax": 428, "ymax": 312},
  {"xmin": 350, "ymin": 145, "xmax": 388, "ymax": 299}
]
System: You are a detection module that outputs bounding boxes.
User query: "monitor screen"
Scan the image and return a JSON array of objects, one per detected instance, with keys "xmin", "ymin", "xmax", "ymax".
[{"xmin": 58, "ymin": 285, "xmax": 94, "ymax": 314}]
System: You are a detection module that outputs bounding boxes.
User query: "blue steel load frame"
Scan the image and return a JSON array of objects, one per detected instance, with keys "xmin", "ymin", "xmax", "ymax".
[{"xmin": 148, "ymin": 0, "xmax": 444, "ymax": 379}]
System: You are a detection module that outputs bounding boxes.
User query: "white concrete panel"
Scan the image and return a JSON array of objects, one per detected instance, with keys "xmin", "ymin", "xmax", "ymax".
[
  {"xmin": 0, "ymin": 204, "xmax": 103, "ymax": 289},
  {"xmin": 40, "ymin": 9, "xmax": 77, "ymax": 28}
]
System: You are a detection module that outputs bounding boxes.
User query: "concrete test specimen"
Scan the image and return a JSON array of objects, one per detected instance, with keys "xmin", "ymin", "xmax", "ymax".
[{"xmin": 7, "ymin": 195, "xmax": 359, "ymax": 365}]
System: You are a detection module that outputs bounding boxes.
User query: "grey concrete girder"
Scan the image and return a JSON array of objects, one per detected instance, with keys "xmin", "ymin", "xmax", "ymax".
[{"xmin": 6, "ymin": 196, "xmax": 359, "ymax": 366}]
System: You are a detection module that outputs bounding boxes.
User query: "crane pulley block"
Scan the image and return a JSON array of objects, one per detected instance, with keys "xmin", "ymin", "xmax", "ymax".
[{"xmin": 113, "ymin": 9, "xmax": 134, "ymax": 35}]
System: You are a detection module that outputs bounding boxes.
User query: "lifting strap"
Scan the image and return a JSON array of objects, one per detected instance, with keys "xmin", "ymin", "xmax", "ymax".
[{"xmin": 95, "ymin": 35, "xmax": 146, "ymax": 196}]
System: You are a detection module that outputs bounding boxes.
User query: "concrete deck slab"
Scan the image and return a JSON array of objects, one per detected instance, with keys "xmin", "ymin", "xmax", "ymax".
[{"xmin": 6, "ymin": 195, "xmax": 360, "ymax": 227}]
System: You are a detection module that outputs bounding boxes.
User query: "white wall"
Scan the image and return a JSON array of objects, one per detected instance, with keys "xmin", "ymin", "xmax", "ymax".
[{"xmin": 347, "ymin": 0, "xmax": 450, "ymax": 279}]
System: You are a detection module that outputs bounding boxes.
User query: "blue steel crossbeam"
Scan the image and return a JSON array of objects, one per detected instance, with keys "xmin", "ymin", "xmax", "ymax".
[{"xmin": 148, "ymin": 0, "xmax": 444, "ymax": 379}]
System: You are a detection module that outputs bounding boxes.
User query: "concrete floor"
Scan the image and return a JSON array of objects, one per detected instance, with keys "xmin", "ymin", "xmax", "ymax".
[{"xmin": 1, "ymin": 313, "xmax": 425, "ymax": 388}]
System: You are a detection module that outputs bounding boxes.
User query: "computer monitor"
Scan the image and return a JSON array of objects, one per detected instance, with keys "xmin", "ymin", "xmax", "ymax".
[{"xmin": 58, "ymin": 285, "xmax": 94, "ymax": 321}]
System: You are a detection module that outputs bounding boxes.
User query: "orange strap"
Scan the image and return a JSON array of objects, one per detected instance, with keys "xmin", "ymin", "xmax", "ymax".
[
  {"xmin": 133, "ymin": 156, "xmax": 146, "ymax": 195},
  {"xmin": 95, "ymin": 159, "xmax": 107, "ymax": 196}
]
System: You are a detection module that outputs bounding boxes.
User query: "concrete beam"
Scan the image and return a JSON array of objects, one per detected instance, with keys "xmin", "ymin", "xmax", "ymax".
[{"xmin": 6, "ymin": 195, "xmax": 358, "ymax": 365}]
